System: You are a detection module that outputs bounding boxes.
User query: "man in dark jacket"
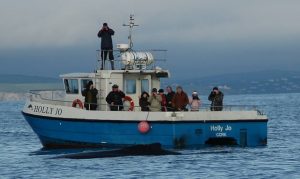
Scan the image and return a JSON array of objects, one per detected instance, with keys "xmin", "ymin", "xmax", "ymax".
[
  {"xmin": 82, "ymin": 81, "xmax": 98, "ymax": 110},
  {"xmin": 97, "ymin": 23, "xmax": 115, "ymax": 70},
  {"xmin": 208, "ymin": 87, "xmax": 224, "ymax": 111},
  {"xmin": 165, "ymin": 86, "xmax": 175, "ymax": 111},
  {"xmin": 106, "ymin": 84, "xmax": 125, "ymax": 111},
  {"xmin": 139, "ymin": 91, "xmax": 150, "ymax": 111},
  {"xmin": 158, "ymin": 89, "xmax": 167, "ymax": 111}
]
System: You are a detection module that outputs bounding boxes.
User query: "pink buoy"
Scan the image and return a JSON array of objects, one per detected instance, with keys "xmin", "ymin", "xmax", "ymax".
[{"xmin": 138, "ymin": 121, "xmax": 150, "ymax": 134}]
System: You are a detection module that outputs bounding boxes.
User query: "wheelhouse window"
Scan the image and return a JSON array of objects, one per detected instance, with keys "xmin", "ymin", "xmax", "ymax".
[
  {"xmin": 126, "ymin": 79, "xmax": 136, "ymax": 94},
  {"xmin": 81, "ymin": 79, "xmax": 91, "ymax": 93},
  {"xmin": 141, "ymin": 79, "xmax": 149, "ymax": 93},
  {"xmin": 64, "ymin": 79, "xmax": 79, "ymax": 94}
]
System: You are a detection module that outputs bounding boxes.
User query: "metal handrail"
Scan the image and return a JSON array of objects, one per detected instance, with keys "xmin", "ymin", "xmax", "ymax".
[
  {"xmin": 96, "ymin": 49, "xmax": 167, "ymax": 71},
  {"xmin": 27, "ymin": 89, "xmax": 265, "ymax": 114}
]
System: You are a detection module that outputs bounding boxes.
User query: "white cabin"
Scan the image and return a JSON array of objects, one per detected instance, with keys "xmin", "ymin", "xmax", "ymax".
[{"xmin": 60, "ymin": 68, "xmax": 170, "ymax": 111}]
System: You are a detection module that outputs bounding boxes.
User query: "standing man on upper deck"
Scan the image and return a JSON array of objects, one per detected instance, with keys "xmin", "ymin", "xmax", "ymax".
[{"xmin": 98, "ymin": 23, "xmax": 115, "ymax": 70}]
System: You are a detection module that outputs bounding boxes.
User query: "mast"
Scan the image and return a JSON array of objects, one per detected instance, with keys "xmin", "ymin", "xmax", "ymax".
[{"xmin": 123, "ymin": 14, "xmax": 139, "ymax": 49}]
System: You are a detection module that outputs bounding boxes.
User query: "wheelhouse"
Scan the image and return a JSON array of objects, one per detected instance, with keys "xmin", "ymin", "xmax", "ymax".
[{"xmin": 59, "ymin": 69, "xmax": 170, "ymax": 111}]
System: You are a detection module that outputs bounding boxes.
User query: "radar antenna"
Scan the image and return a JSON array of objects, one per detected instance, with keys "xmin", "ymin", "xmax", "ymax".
[{"xmin": 123, "ymin": 14, "xmax": 139, "ymax": 49}]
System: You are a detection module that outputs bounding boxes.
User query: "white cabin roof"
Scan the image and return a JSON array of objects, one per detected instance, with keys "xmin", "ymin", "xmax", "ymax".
[
  {"xmin": 59, "ymin": 73, "xmax": 95, "ymax": 78},
  {"xmin": 60, "ymin": 69, "xmax": 170, "ymax": 79}
]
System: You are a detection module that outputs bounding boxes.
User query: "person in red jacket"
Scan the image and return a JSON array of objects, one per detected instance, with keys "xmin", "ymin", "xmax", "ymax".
[{"xmin": 172, "ymin": 86, "xmax": 189, "ymax": 111}]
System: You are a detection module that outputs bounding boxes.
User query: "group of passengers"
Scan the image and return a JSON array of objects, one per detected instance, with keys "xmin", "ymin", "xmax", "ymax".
[
  {"xmin": 82, "ymin": 81, "xmax": 223, "ymax": 112},
  {"xmin": 139, "ymin": 86, "xmax": 202, "ymax": 112}
]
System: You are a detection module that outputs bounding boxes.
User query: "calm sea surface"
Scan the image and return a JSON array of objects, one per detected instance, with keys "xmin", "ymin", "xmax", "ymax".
[{"xmin": 0, "ymin": 93, "xmax": 299, "ymax": 178}]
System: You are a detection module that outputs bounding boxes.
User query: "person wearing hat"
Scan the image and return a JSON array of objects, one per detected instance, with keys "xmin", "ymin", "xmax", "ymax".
[
  {"xmin": 82, "ymin": 81, "xmax": 98, "ymax": 110},
  {"xmin": 106, "ymin": 84, "xmax": 125, "ymax": 111},
  {"xmin": 189, "ymin": 91, "xmax": 201, "ymax": 111},
  {"xmin": 208, "ymin": 87, "xmax": 224, "ymax": 111},
  {"xmin": 97, "ymin": 22, "xmax": 115, "ymax": 70},
  {"xmin": 172, "ymin": 86, "xmax": 189, "ymax": 111},
  {"xmin": 148, "ymin": 88, "xmax": 162, "ymax": 112}
]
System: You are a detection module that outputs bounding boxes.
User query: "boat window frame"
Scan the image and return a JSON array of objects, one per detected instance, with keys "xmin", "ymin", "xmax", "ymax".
[
  {"xmin": 141, "ymin": 79, "xmax": 150, "ymax": 93},
  {"xmin": 64, "ymin": 78, "xmax": 79, "ymax": 94},
  {"xmin": 81, "ymin": 78, "xmax": 92, "ymax": 94},
  {"xmin": 125, "ymin": 79, "xmax": 137, "ymax": 94}
]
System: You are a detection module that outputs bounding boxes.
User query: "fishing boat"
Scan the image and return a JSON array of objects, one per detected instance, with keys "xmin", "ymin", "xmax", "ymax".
[{"xmin": 22, "ymin": 15, "xmax": 268, "ymax": 149}]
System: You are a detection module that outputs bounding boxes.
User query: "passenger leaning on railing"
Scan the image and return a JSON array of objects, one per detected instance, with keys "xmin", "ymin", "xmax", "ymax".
[
  {"xmin": 148, "ymin": 88, "xmax": 162, "ymax": 112},
  {"xmin": 189, "ymin": 91, "xmax": 201, "ymax": 111},
  {"xmin": 208, "ymin": 87, "xmax": 224, "ymax": 111},
  {"xmin": 139, "ymin": 91, "xmax": 150, "ymax": 111},
  {"xmin": 82, "ymin": 81, "xmax": 98, "ymax": 110},
  {"xmin": 106, "ymin": 84, "xmax": 125, "ymax": 111},
  {"xmin": 158, "ymin": 89, "xmax": 167, "ymax": 111},
  {"xmin": 165, "ymin": 86, "xmax": 175, "ymax": 111},
  {"xmin": 172, "ymin": 86, "xmax": 189, "ymax": 111}
]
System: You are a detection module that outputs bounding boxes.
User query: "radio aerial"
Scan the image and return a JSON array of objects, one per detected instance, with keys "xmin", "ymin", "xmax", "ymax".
[{"xmin": 123, "ymin": 14, "xmax": 139, "ymax": 49}]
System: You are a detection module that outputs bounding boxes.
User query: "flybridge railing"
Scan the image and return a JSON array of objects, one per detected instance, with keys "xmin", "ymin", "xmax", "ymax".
[
  {"xmin": 28, "ymin": 90, "xmax": 264, "ymax": 115},
  {"xmin": 95, "ymin": 49, "xmax": 167, "ymax": 71}
]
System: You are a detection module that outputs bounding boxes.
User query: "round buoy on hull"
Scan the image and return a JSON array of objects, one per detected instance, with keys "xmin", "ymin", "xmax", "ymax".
[{"xmin": 138, "ymin": 121, "xmax": 150, "ymax": 134}]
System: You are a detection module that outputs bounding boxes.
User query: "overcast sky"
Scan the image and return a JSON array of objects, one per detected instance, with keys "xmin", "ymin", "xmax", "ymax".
[{"xmin": 0, "ymin": 0, "xmax": 300, "ymax": 79}]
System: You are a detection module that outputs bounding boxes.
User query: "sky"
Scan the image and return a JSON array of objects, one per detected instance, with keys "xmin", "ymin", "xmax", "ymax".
[{"xmin": 0, "ymin": 0, "xmax": 300, "ymax": 80}]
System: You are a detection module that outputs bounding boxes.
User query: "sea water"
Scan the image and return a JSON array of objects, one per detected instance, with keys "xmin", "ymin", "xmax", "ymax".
[{"xmin": 0, "ymin": 93, "xmax": 299, "ymax": 178}]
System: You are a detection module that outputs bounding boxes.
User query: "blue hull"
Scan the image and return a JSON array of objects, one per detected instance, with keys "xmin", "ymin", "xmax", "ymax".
[{"xmin": 22, "ymin": 112, "xmax": 268, "ymax": 149}]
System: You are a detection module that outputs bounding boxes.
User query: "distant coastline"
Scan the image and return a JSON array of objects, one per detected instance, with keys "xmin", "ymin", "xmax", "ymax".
[
  {"xmin": 167, "ymin": 70, "xmax": 300, "ymax": 95},
  {"xmin": 0, "ymin": 83, "xmax": 61, "ymax": 101},
  {"xmin": 0, "ymin": 83, "xmax": 61, "ymax": 93},
  {"xmin": 0, "ymin": 75, "xmax": 61, "ymax": 101},
  {"xmin": 0, "ymin": 74, "xmax": 59, "ymax": 84},
  {"xmin": 0, "ymin": 71, "xmax": 300, "ymax": 101}
]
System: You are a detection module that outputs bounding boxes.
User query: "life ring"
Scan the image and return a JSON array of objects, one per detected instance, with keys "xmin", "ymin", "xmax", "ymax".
[
  {"xmin": 72, "ymin": 99, "xmax": 83, "ymax": 109},
  {"xmin": 124, "ymin": 96, "xmax": 134, "ymax": 111}
]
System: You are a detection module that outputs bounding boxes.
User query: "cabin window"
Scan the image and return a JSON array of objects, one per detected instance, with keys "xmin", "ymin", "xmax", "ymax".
[
  {"xmin": 64, "ymin": 79, "xmax": 79, "ymax": 94},
  {"xmin": 81, "ymin": 79, "xmax": 91, "ymax": 92},
  {"xmin": 126, "ymin": 79, "xmax": 136, "ymax": 94},
  {"xmin": 141, "ymin": 79, "xmax": 149, "ymax": 93}
]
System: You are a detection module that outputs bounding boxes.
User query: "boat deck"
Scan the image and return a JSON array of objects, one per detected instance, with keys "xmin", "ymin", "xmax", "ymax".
[{"xmin": 28, "ymin": 89, "xmax": 265, "ymax": 114}]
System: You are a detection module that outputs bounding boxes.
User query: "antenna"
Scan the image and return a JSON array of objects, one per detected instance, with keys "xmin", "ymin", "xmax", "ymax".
[{"xmin": 123, "ymin": 14, "xmax": 139, "ymax": 49}]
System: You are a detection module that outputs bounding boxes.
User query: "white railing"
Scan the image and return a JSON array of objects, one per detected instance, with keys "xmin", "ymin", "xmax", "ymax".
[
  {"xmin": 96, "ymin": 49, "xmax": 167, "ymax": 71},
  {"xmin": 28, "ymin": 90, "xmax": 264, "ymax": 115},
  {"xmin": 29, "ymin": 90, "xmax": 67, "ymax": 106}
]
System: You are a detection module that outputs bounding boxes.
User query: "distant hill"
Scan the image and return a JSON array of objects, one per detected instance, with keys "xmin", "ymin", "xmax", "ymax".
[
  {"xmin": 0, "ymin": 74, "xmax": 59, "ymax": 84},
  {"xmin": 1, "ymin": 71, "xmax": 300, "ymax": 95},
  {"xmin": 165, "ymin": 70, "xmax": 300, "ymax": 95}
]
